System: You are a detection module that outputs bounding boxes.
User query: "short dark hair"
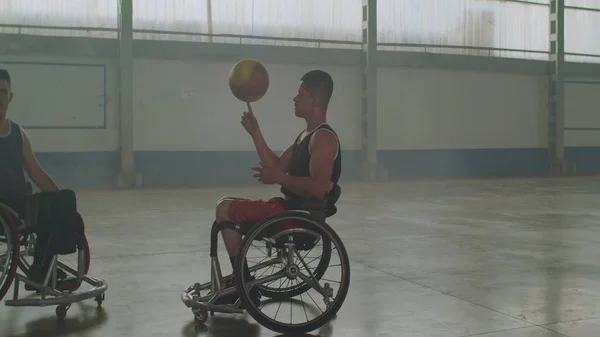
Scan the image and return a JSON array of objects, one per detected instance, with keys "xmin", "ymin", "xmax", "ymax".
[
  {"xmin": 0, "ymin": 69, "xmax": 11, "ymax": 86},
  {"xmin": 301, "ymin": 70, "xmax": 334, "ymax": 110}
]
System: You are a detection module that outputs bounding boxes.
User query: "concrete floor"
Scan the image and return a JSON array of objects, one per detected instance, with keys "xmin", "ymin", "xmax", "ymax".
[{"xmin": 1, "ymin": 177, "xmax": 600, "ymax": 337}]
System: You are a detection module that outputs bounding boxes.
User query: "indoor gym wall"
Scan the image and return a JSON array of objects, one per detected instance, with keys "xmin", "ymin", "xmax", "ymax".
[{"xmin": 0, "ymin": 0, "xmax": 599, "ymax": 188}]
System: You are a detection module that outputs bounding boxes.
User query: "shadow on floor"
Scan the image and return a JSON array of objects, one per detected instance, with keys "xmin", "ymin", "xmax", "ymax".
[
  {"xmin": 181, "ymin": 315, "xmax": 260, "ymax": 337},
  {"xmin": 181, "ymin": 314, "xmax": 334, "ymax": 337},
  {"xmin": 1, "ymin": 301, "xmax": 108, "ymax": 337}
]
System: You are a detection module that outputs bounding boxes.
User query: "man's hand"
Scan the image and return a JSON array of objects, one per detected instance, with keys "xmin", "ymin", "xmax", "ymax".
[
  {"xmin": 240, "ymin": 102, "xmax": 260, "ymax": 138},
  {"xmin": 251, "ymin": 161, "xmax": 286, "ymax": 185}
]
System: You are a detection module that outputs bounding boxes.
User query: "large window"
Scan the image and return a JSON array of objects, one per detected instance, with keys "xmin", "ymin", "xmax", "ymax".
[
  {"xmin": 131, "ymin": 0, "xmax": 362, "ymax": 49},
  {"xmin": 565, "ymin": 0, "xmax": 600, "ymax": 62},
  {"xmin": 0, "ymin": 0, "xmax": 598, "ymax": 62},
  {"xmin": 377, "ymin": 0, "xmax": 599, "ymax": 62},
  {"xmin": 377, "ymin": 0, "xmax": 550, "ymax": 60},
  {"xmin": 213, "ymin": 0, "xmax": 361, "ymax": 48},
  {"xmin": 132, "ymin": 0, "xmax": 208, "ymax": 42},
  {"xmin": 0, "ymin": 0, "xmax": 118, "ymax": 38}
]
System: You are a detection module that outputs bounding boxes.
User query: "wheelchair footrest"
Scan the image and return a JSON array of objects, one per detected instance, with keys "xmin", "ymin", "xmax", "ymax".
[
  {"xmin": 5, "ymin": 273, "xmax": 108, "ymax": 308},
  {"xmin": 180, "ymin": 291, "xmax": 244, "ymax": 314}
]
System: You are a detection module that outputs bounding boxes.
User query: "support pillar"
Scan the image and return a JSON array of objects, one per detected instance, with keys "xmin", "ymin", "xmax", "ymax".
[
  {"xmin": 206, "ymin": 0, "xmax": 214, "ymax": 42},
  {"xmin": 117, "ymin": 0, "xmax": 140, "ymax": 187},
  {"xmin": 548, "ymin": 0, "xmax": 572, "ymax": 174},
  {"xmin": 361, "ymin": 0, "xmax": 385, "ymax": 180}
]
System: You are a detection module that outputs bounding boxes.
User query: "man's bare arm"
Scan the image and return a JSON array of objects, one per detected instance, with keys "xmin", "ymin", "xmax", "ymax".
[
  {"xmin": 242, "ymin": 103, "xmax": 293, "ymax": 173},
  {"xmin": 21, "ymin": 128, "xmax": 59, "ymax": 192},
  {"xmin": 252, "ymin": 134, "xmax": 293, "ymax": 173}
]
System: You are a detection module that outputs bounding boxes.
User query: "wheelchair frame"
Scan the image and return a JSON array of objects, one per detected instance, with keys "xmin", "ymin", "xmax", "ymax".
[
  {"xmin": 181, "ymin": 209, "xmax": 351, "ymax": 335},
  {"xmin": 0, "ymin": 200, "xmax": 108, "ymax": 319}
]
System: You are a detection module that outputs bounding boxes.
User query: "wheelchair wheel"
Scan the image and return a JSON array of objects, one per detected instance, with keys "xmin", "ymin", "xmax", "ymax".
[
  {"xmin": 0, "ymin": 206, "xmax": 20, "ymax": 302},
  {"xmin": 257, "ymin": 235, "xmax": 332, "ymax": 300},
  {"xmin": 234, "ymin": 210, "xmax": 350, "ymax": 334}
]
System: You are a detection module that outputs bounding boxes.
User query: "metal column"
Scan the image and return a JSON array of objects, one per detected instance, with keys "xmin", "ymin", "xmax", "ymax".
[
  {"xmin": 548, "ymin": 0, "xmax": 570, "ymax": 174},
  {"xmin": 361, "ymin": 0, "xmax": 383, "ymax": 180},
  {"xmin": 117, "ymin": 0, "xmax": 139, "ymax": 187}
]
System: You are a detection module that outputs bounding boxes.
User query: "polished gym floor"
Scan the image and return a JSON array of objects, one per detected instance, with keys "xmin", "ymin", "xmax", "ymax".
[{"xmin": 1, "ymin": 177, "xmax": 600, "ymax": 337}]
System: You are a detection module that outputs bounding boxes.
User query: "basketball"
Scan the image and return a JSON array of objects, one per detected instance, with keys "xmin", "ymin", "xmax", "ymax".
[{"xmin": 228, "ymin": 59, "xmax": 270, "ymax": 103}]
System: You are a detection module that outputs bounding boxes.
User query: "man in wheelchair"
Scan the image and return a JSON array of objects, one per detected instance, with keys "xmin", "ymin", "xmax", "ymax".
[
  {"xmin": 212, "ymin": 70, "xmax": 342, "ymax": 306},
  {"xmin": 0, "ymin": 69, "xmax": 80, "ymax": 292}
]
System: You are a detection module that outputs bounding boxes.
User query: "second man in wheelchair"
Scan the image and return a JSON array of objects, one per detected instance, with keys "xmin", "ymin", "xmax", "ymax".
[{"xmin": 0, "ymin": 69, "xmax": 79, "ymax": 291}]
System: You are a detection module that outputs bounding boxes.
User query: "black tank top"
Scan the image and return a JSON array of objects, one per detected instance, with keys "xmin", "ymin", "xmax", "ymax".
[
  {"xmin": 0, "ymin": 120, "xmax": 28, "ymax": 204},
  {"xmin": 279, "ymin": 123, "xmax": 342, "ymax": 216}
]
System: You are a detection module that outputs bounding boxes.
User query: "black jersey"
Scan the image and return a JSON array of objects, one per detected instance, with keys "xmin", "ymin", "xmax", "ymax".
[
  {"xmin": 0, "ymin": 120, "xmax": 28, "ymax": 211},
  {"xmin": 279, "ymin": 123, "xmax": 342, "ymax": 218}
]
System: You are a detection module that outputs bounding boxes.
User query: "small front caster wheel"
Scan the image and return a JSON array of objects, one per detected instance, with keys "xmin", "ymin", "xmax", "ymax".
[
  {"xmin": 95, "ymin": 294, "xmax": 105, "ymax": 307},
  {"xmin": 56, "ymin": 304, "xmax": 70, "ymax": 319},
  {"xmin": 192, "ymin": 308, "xmax": 208, "ymax": 324}
]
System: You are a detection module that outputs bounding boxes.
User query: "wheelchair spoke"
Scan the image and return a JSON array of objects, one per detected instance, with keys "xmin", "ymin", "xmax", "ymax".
[
  {"xmin": 320, "ymin": 277, "xmax": 341, "ymax": 284},
  {"xmin": 256, "ymin": 263, "xmax": 276, "ymax": 280},
  {"xmin": 304, "ymin": 255, "xmax": 323, "ymax": 266},
  {"xmin": 299, "ymin": 291, "xmax": 309, "ymax": 322},
  {"xmin": 300, "ymin": 237, "xmax": 321, "ymax": 260},
  {"xmin": 293, "ymin": 248, "xmax": 319, "ymax": 281},
  {"xmin": 303, "ymin": 287, "xmax": 325, "ymax": 315},
  {"xmin": 296, "ymin": 272, "xmax": 322, "ymax": 293},
  {"xmin": 250, "ymin": 242, "xmax": 268, "ymax": 257},
  {"xmin": 247, "ymin": 256, "xmax": 271, "ymax": 274},
  {"xmin": 272, "ymin": 278, "xmax": 291, "ymax": 320}
]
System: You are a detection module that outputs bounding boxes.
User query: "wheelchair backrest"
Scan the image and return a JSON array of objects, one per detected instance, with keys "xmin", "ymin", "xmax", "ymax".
[{"xmin": 327, "ymin": 183, "xmax": 341, "ymax": 205}]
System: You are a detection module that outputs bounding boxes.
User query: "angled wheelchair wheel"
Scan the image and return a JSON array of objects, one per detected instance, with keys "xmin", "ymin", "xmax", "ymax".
[
  {"xmin": 0, "ymin": 205, "xmax": 20, "ymax": 301},
  {"xmin": 234, "ymin": 210, "xmax": 350, "ymax": 334}
]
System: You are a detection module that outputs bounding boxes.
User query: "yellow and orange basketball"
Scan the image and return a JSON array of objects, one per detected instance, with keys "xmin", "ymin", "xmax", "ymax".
[{"xmin": 228, "ymin": 59, "xmax": 270, "ymax": 103}]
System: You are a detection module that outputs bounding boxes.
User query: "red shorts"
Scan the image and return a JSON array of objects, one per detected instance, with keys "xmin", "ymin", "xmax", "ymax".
[{"xmin": 225, "ymin": 197, "xmax": 309, "ymax": 234}]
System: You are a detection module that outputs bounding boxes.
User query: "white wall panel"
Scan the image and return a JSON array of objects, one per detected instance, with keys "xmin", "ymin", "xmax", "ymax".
[
  {"xmin": 377, "ymin": 67, "xmax": 542, "ymax": 150},
  {"xmin": 132, "ymin": 59, "xmax": 362, "ymax": 151}
]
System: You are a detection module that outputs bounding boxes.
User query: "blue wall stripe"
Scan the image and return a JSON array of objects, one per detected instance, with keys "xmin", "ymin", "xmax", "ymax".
[
  {"xmin": 134, "ymin": 150, "xmax": 364, "ymax": 187},
  {"xmin": 34, "ymin": 151, "xmax": 118, "ymax": 188},
  {"xmin": 564, "ymin": 147, "xmax": 600, "ymax": 175},
  {"xmin": 378, "ymin": 148, "xmax": 549, "ymax": 179},
  {"xmin": 29, "ymin": 147, "xmax": 600, "ymax": 189}
]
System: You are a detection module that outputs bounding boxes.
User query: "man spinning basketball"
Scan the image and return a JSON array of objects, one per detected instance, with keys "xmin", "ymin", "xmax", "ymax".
[
  {"xmin": 0, "ymin": 69, "xmax": 77, "ymax": 291},
  {"xmin": 214, "ymin": 70, "xmax": 341, "ymax": 305}
]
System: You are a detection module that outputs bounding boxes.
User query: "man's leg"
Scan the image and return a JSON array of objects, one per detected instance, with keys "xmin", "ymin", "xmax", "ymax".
[
  {"xmin": 21, "ymin": 192, "xmax": 80, "ymax": 292},
  {"xmin": 215, "ymin": 197, "xmax": 245, "ymax": 267},
  {"xmin": 213, "ymin": 197, "xmax": 285, "ymax": 306},
  {"xmin": 215, "ymin": 197, "xmax": 285, "ymax": 269}
]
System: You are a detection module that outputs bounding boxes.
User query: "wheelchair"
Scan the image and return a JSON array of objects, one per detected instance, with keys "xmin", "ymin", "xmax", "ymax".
[
  {"xmin": 181, "ymin": 185, "xmax": 351, "ymax": 334},
  {"xmin": 0, "ymin": 188, "xmax": 108, "ymax": 319}
]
